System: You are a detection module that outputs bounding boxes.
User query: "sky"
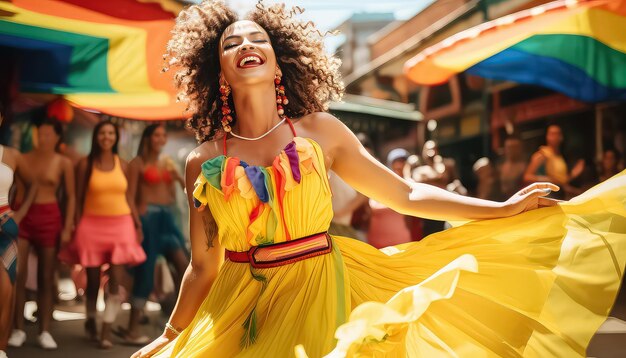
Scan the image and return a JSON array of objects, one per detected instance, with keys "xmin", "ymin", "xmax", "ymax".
[{"xmin": 224, "ymin": 0, "xmax": 436, "ymax": 51}]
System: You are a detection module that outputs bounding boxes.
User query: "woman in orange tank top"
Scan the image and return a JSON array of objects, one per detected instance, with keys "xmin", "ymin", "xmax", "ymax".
[{"xmin": 60, "ymin": 120, "xmax": 145, "ymax": 349}]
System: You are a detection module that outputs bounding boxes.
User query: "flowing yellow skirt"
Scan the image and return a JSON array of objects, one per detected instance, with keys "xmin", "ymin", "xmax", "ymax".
[{"xmin": 158, "ymin": 171, "xmax": 626, "ymax": 357}]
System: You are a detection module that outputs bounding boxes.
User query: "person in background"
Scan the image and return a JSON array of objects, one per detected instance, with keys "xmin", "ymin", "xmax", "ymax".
[
  {"xmin": 9, "ymin": 119, "xmax": 75, "ymax": 351},
  {"xmin": 367, "ymin": 149, "xmax": 412, "ymax": 248},
  {"xmin": 328, "ymin": 171, "xmax": 368, "ymax": 240},
  {"xmin": 473, "ymin": 157, "xmax": 503, "ymax": 201},
  {"xmin": 524, "ymin": 124, "xmax": 583, "ymax": 199},
  {"xmin": 499, "ymin": 136, "xmax": 526, "ymax": 199},
  {"xmin": 64, "ymin": 120, "xmax": 145, "ymax": 349},
  {"xmin": 0, "ymin": 142, "xmax": 38, "ymax": 358},
  {"xmin": 599, "ymin": 148, "xmax": 622, "ymax": 182},
  {"xmin": 567, "ymin": 151, "xmax": 599, "ymax": 199},
  {"xmin": 349, "ymin": 133, "xmax": 375, "ymax": 242},
  {"xmin": 120, "ymin": 124, "xmax": 189, "ymax": 345},
  {"xmin": 405, "ymin": 154, "xmax": 424, "ymax": 241},
  {"xmin": 412, "ymin": 140, "xmax": 466, "ymax": 236}
]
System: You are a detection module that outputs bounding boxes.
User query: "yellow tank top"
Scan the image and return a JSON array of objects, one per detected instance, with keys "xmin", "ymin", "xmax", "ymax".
[{"xmin": 84, "ymin": 156, "xmax": 131, "ymax": 216}]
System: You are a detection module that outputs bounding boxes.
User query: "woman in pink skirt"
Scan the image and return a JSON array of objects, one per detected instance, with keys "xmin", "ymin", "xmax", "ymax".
[
  {"xmin": 65, "ymin": 120, "xmax": 145, "ymax": 349},
  {"xmin": 367, "ymin": 149, "xmax": 413, "ymax": 248}
]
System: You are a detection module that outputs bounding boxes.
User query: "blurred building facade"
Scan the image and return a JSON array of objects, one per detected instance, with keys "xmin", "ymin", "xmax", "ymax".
[
  {"xmin": 330, "ymin": 12, "xmax": 421, "ymax": 161},
  {"xmin": 334, "ymin": 12, "xmax": 396, "ymax": 78}
]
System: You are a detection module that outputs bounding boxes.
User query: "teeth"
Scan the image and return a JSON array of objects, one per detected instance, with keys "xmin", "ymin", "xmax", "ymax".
[{"xmin": 239, "ymin": 56, "xmax": 262, "ymax": 67}]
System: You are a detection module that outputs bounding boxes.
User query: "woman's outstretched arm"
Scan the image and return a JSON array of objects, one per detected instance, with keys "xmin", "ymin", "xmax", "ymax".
[{"xmin": 311, "ymin": 113, "xmax": 558, "ymax": 222}]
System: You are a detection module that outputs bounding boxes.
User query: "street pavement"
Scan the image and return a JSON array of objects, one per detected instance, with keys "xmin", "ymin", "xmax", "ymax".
[
  {"xmin": 6, "ymin": 300, "xmax": 165, "ymax": 358},
  {"xmin": 6, "ymin": 281, "xmax": 626, "ymax": 357}
]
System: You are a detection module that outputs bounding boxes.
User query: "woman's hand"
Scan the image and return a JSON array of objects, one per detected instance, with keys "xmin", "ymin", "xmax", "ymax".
[
  {"xmin": 131, "ymin": 332, "xmax": 173, "ymax": 358},
  {"xmin": 136, "ymin": 226, "xmax": 144, "ymax": 244},
  {"xmin": 60, "ymin": 227, "xmax": 72, "ymax": 247},
  {"xmin": 504, "ymin": 182, "xmax": 561, "ymax": 216}
]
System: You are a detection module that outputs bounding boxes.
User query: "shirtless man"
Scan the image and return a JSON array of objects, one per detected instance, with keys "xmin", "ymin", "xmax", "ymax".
[{"xmin": 9, "ymin": 119, "xmax": 75, "ymax": 350}]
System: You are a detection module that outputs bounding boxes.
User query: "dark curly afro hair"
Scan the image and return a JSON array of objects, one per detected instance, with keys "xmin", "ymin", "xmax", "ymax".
[{"xmin": 164, "ymin": 0, "xmax": 344, "ymax": 143}]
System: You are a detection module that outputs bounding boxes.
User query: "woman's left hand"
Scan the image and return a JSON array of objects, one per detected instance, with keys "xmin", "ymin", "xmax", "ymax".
[
  {"xmin": 504, "ymin": 182, "xmax": 561, "ymax": 216},
  {"xmin": 60, "ymin": 228, "xmax": 72, "ymax": 246},
  {"xmin": 136, "ymin": 227, "xmax": 144, "ymax": 244},
  {"xmin": 131, "ymin": 332, "xmax": 173, "ymax": 358}
]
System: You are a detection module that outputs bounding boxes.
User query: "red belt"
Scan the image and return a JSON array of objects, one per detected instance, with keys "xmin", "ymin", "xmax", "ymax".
[{"xmin": 226, "ymin": 232, "xmax": 332, "ymax": 269}]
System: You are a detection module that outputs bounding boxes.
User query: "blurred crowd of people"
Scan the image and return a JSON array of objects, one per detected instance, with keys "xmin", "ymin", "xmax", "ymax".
[
  {"xmin": 329, "ymin": 124, "xmax": 624, "ymax": 247},
  {"xmin": 0, "ymin": 119, "xmax": 188, "ymax": 354}
]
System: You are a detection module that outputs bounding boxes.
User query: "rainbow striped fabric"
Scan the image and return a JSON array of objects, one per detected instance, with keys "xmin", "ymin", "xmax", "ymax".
[
  {"xmin": 404, "ymin": 0, "xmax": 626, "ymax": 103},
  {"xmin": 0, "ymin": 0, "xmax": 186, "ymax": 120}
]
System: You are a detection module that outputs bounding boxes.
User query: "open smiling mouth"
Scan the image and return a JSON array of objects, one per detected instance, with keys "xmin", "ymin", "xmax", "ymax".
[{"xmin": 237, "ymin": 54, "xmax": 265, "ymax": 68}]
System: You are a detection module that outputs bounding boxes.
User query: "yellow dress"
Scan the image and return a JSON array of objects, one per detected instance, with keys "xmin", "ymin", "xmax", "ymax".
[{"xmin": 158, "ymin": 136, "xmax": 626, "ymax": 357}]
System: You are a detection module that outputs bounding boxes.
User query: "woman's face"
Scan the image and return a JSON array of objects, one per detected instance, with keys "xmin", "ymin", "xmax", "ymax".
[
  {"xmin": 150, "ymin": 126, "xmax": 167, "ymax": 153},
  {"xmin": 546, "ymin": 125, "xmax": 563, "ymax": 148},
  {"xmin": 97, "ymin": 124, "xmax": 117, "ymax": 152},
  {"xmin": 219, "ymin": 20, "xmax": 276, "ymax": 88},
  {"xmin": 37, "ymin": 124, "xmax": 60, "ymax": 151}
]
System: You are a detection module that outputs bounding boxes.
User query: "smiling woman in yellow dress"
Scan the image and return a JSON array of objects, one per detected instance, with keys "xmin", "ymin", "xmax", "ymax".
[{"xmin": 133, "ymin": 1, "xmax": 626, "ymax": 357}]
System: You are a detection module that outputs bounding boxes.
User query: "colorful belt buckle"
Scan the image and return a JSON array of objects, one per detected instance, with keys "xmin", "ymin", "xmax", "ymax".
[{"xmin": 248, "ymin": 233, "xmax": 332, "ymax": 269}]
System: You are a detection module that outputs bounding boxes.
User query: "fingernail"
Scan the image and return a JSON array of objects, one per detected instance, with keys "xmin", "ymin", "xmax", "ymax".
[{"xmin": 542, "ymin": 188, "xmax": 551, "ymax": 194}]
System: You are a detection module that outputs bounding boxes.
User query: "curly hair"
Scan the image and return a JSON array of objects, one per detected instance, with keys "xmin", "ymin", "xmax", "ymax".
[{"xmin": 164, "ymin": 0, "xmax": 344, "ymax": 143}]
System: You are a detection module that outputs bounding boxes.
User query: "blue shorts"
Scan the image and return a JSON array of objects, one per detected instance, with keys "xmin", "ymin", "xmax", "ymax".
[
  {"xmin": 130, "ymin": 205, "xmax": 187, "ymax": 306},
  {"xmin": 1, "ymin": 214, "xmax": 18, "ymax": 284}
]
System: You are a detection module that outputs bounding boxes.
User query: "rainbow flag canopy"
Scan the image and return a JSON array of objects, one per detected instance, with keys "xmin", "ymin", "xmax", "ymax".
[
  {"xmin": 404, "ymin": 0, "xmax": 626, "ymax": 103},
  {"xmin": 0, "ymin": 0, "xmax": 186, "ymax": 120}
]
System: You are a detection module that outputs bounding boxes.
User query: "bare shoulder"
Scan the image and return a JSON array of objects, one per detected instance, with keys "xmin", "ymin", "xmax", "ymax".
[
  {"xmin": 185, "ymin": 140, "xmax": 222, "ymax": 173},
  {"xmin": 128, "ymin": 156, "xmax": 143, "ymax": 170},
  {"xmin": 3, "ymin": 145, "xmax": 19, "ymax": 155},
  {"xmin": 295, "ymin": 112, "xmax": 351, "ymax": 147},
  {"xmin": 296, "ymin": 112, "xmax": 345, "ymax": 133},
  {"xmin": 2, "ymin": 146, "xmax": 20, "ymax": 170},
  {"xmin": 530, "ymin": 150, "xmax": 546, "ymax": 162},
  {"xmin": 59, "ymin": 155, "xmax": 73, "ymax": 169},
  {"xmin": 3, "ymin": 146, "xmax": 21, "ymax": 160},
  {"xmin": 118, "ymin": 157, "xmax": 129, "ymax": 167}
]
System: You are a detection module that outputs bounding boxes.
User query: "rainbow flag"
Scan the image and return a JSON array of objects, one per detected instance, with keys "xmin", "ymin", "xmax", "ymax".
[
  {"xmin": 404, "ymin": 0, "xmax": 626, "ymax": 103},
  {"xmin": 0, "ymin": 0, "xmax": 186, "ymax": 120}
]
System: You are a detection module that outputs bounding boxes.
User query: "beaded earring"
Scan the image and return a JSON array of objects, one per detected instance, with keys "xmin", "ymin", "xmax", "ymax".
[
  {"xmin": 275, "ymin": 67, "xmax": 289, "ymax": 116},
  {"xmin": 219, "ymin": 77, "xmax": 233, "ymax": 132}
]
